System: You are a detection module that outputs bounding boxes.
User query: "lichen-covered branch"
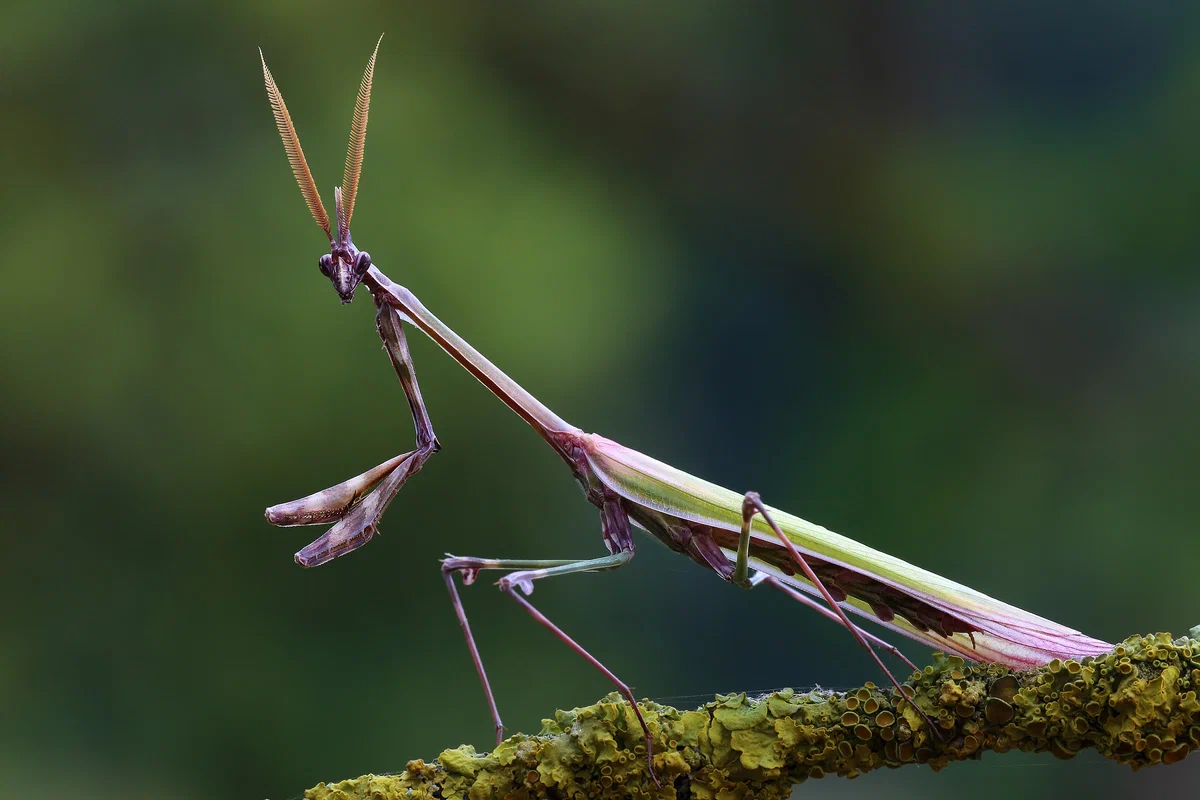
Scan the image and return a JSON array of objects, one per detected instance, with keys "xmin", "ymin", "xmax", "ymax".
[{"xmin": 304, "ymin": 632, "xmax": 1200, "ymax": 800}]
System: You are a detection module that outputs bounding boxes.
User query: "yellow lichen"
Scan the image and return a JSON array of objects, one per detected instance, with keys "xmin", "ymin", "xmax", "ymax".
[{"xmin": 301, "ymin": 633, "xmax": 1200, "ymax": 800}]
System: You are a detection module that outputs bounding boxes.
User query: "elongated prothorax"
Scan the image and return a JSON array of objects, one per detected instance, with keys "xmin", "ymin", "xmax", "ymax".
[{"xmin": 364, "ymin": 267, "xmax": 578, "ymax": 442}]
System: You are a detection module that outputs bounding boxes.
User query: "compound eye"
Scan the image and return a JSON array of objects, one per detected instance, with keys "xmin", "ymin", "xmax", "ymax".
[
  {"xmin": 354, "ymin": 251, "xmax": 372, "ymax": 275},
  {"xmin": 318, "ymin": 254, "xmax": 333, "ymax": 277}
]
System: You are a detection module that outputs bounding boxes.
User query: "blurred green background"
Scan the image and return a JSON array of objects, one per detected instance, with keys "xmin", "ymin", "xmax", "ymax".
[{"xmin": 3, "ymin": 2, "xmax": 1199, "ymax": 798}]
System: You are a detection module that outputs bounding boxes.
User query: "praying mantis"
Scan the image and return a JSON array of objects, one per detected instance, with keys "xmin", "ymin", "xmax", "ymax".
[{"xmin": 259, "ymin": 39, "xmax": 1111, "ymax": 783}]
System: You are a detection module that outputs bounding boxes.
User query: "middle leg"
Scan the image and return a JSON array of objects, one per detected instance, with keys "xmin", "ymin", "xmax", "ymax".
[
  {"xmin": 441, "ymin": 497, "xmax": 660, "ymax": 786},
  {"xmin": 440, "ymin": 552, "xmax": 618, "ymax": 745}
]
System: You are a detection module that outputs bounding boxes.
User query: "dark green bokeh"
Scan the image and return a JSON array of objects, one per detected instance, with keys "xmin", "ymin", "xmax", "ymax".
[{"xmin": 2, "ymin": 2, "xmax": 1198, "ymax": 797}]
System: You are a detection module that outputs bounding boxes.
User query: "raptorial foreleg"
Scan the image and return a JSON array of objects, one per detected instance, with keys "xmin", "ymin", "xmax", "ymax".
[{"xmin": 264, "ymin": 304, "xmax": 440, "ymax": 566}]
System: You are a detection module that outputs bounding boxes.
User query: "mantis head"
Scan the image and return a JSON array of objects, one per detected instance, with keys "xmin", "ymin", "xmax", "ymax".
[
  {"xmin": 319, "ymin": 188, "xmax": 372, "ymax": 304},
  {"xmin": 261, "ymin": 36, "xmax": 381, "ymax": 304},
  {"xmin": 319, "ymin": 246, "xmax": 372, "ymax": 304}
]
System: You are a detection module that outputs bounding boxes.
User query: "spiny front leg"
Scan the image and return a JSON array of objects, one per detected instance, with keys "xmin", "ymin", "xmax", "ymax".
[
  {"xmin": 291, "ymin": 446, "xmax": 434, "ymax": 566},
  {"xmin": 740, "ymin": 491, "xmax": 941, "ymax": 739},
  {"xmin": 264, "ymin": 304, "xmax": 441, "ymax": 566},
  {"xmin": 376, "ymin": 303, "xmax": 437, "ymax": 450},
  {"xmin": 265, "ymin": 445, "xmax": 436, "ymax": 566},
  {"xmin": 265, "ymin": 451, "xmax": 416, "ymax": 527}
]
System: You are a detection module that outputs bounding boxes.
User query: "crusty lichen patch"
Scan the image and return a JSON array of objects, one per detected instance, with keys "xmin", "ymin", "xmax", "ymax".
[{"xmin": 303, "ymin": 632, "xmax": 1200, "ymax": 800}]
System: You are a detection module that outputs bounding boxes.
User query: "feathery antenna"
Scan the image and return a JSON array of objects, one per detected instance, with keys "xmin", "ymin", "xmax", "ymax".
[
  {"xmin": 340, "ymin": 34, "xmax": 383, "ymax": 238},
  {"xmin": 260, "ymin": 48, "xmax": 332, "ymax": 239}
]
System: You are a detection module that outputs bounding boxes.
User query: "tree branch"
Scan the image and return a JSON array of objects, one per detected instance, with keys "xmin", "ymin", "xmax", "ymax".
[{"xmin": 303, "ymin": 631, "xmax": 1200, "ymax": 799}]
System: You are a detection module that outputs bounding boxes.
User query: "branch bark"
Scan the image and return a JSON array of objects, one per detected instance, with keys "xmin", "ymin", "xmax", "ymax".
[{"xmin": 303, "ymin": 631, "xmax": 1200, "ymax": 799}]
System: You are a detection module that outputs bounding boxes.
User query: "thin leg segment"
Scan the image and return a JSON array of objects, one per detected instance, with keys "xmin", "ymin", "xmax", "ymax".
[
  {"xmin": 736, "ymin": 514, "xmax": 915, "ymax": 671},
  {"xmin": 441, "ymin": 498, "xmax": 659, "ymax": 785},
  {"xmin": 441, "ymin": 551, "xmax": 633, "ymax": 746},
  {"xmin": 741, "ymin": 492, "xmax": 940, "ymax": 738},
  {"xmin": 442, "ymin": 562, "xmax": 505, "ymax": 744},
  {"xmin": 505, "ymin": 581, "xmax": 660, "ymax": 787},
  {"xmin": 757, "ymin": 574, "xmax": 920, "ymax": 674}
]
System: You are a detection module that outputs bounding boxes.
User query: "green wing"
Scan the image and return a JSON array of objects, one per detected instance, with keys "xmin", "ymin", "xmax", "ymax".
[{"xmin": 586, "ymin": 434, "xmax": 1110, "ymax": 668}]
